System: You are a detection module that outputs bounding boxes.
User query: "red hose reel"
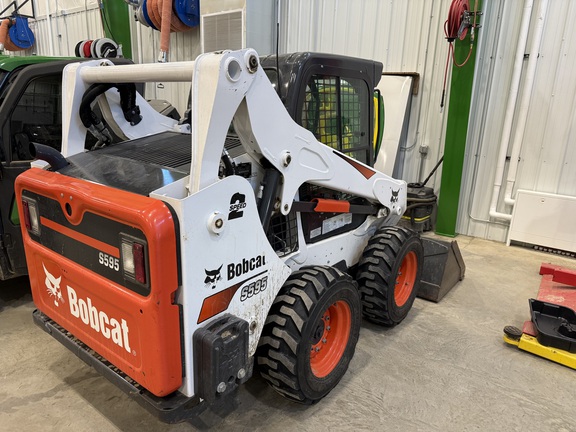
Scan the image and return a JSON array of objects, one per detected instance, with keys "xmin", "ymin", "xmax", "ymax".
[{"xmin": 441, "ymin": 0, "xmax": 481, "ymax": 108}]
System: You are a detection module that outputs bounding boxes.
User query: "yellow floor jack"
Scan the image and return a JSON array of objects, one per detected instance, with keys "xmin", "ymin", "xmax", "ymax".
[{"xmin": 503, "ymin": 264, "xmax": 576, "ymax": 369}]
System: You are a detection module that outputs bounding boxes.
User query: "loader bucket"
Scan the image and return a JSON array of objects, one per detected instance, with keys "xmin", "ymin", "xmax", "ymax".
[{"xmin": 417, "ymin": 237, "xmax": 466, "ymax": 302}]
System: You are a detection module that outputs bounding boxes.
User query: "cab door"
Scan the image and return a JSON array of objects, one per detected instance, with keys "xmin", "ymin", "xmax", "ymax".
[{"xmin": 0, "ymin": 61, "xmax": 76, "ymax": 280}]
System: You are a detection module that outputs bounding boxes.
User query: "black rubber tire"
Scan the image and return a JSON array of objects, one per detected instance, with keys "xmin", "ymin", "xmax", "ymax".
[
  {"xmin": 256, "ymin": 266, "xmax": 361, "ymax": 404},
  {"xmin": 357, "ymin": 226, "xmax": 423, "ymax": 326}
]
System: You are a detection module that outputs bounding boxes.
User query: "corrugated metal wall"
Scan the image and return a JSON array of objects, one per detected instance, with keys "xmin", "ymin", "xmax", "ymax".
[
  {"xmin": 30, "ymin": 6, "xmax": 104, "ymax": 57},
  {"xmin": 15, "ymin": 0, "xmax": 576, "ymax": 243}
]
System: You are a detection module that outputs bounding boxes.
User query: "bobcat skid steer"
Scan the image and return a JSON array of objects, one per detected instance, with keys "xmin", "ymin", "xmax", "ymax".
[{"xmin": 16, "ymin": 49, "xmax": 423, "ymax": 422}]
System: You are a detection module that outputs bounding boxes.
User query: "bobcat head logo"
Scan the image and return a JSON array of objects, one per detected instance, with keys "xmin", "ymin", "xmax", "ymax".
[
  {"xmin": 204, "ymin": 265, "xmax": 222, "ymax": 289},
  {"xmin": 391, "ymin": 189, "xmax": 400, "ymax": 203},
  {"xmin": 43, "ymin": 263, "xmax": 64, "ymax": 307}
]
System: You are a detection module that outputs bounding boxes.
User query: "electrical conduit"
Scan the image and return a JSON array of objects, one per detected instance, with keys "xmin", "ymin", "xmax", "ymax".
[
  {"xmin": 489, "ymin": 0, "xmax": 533, "ymax": 221},
  {"xmin": 45, "ymin": 0, "xmax": 55, "ymax": 56},
  {"xmin": 503, "ymin": 0, "xmax": 548, "ymax": 206}
]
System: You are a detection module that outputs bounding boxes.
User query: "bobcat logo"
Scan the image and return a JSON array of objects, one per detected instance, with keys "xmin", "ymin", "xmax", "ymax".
[
  {"xmin": 43, "ymin": 264, "xmax": 64, "ymax": 307},
  {"xmin": 391, "ymin": 189, "xmax": 400, "ymax": 203},
  {"xmin": 204, "ymin": 265, "xmax": 223, "ymax": 289}
]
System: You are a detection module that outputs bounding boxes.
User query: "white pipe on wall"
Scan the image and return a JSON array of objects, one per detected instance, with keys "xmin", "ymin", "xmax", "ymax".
[
  {"xmin": 136, "ymin": 15, "xmax": 144, "ymax": 62},
  {"xmin": 488, "ymin": 0, "xmax": 533, "ymax": 221},
  {"xmin": 503, "ymin": 0, "xmax": 549, "ymax": 206},
  {"xmin": 44, "ymin": 0, "xmax": 55, "ymax": 56}
]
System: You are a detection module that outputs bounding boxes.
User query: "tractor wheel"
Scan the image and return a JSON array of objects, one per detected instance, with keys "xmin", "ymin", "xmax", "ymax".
[
  {"xmin": 357, "ymin": 226, "xmax": 423, "ymax": 326},
  {"xmin": 256, "ymin": 266, "xmax": 361, "ymax": 404}
]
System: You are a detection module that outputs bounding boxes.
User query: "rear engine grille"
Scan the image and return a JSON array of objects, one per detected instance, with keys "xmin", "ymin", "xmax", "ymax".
[{"xmin": 103, "ymin": 132, "xmax": 191, "ymax": 169}]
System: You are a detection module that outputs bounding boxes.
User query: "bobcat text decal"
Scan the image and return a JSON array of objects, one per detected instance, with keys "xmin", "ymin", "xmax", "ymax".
[
  {"xmin": 67, "ymin": 286, "xmax": 132, "ymax": 353},
  {"xmin": 227, "ymin": 254, "xmax": 266, "ymax": 280},
  {"xmin": 42, "ymin": 264, "xmax": 131, "ymax": 353}
]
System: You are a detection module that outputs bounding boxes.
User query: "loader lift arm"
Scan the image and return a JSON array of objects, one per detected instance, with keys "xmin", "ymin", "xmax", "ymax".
[
  {"xmin": 69, "ymin": 50, "xmax": 406, "ymax": 223},
  {"xmin": 189, "ymin": 50, "xmax": 406, "ymax": 221}
]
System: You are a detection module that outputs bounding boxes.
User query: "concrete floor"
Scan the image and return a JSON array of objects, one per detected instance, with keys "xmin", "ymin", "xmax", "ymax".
[{"xmin": 1, "ymin": 235, "xmax": 576, "ymax": 431}]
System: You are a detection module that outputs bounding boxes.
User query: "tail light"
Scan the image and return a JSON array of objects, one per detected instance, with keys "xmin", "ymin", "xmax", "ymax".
[
  {"xmin": 21, "ymin": 197, "xmax": 41, "ymax": 236},
  {"xmin": 121, "ymin": 235, "xmax": 148, "ymax": 285}
]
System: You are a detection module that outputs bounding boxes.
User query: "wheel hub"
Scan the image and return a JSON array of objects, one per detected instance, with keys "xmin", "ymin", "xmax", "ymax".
[
  {"xmin": 312, "ymin": 319, "xmax": 326, "ymax": 344},
  {"xmin": 394, "ymin": 251, "xmax": 418, "ymax": 307},
  {"xmin": 309, "ymin": 301, "xmax": 351, "ymax": 378}
]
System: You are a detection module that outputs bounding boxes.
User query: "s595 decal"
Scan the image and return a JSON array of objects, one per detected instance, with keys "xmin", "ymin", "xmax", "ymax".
[
  {"xmin": 239, "ymin": 275, "xmax": 268, "ymax": 302},
  {"xmin": 99, "ymin": 252, "xmax": 120, "ymax": 271}
]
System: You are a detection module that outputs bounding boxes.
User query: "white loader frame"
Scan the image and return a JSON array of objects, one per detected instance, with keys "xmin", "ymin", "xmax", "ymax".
[{"xmin": 59, "ymin": 49, "xmax": 407, "ymax": 397}]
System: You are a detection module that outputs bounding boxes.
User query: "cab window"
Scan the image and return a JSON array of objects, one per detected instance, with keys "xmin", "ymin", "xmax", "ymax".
[
  {"xmin": 301, "ymin": 75, "xmax": 370, "ymax": 164},
  {"xmin": 10, "ymin": 74, "xmax": 62, "ymax": 161}
]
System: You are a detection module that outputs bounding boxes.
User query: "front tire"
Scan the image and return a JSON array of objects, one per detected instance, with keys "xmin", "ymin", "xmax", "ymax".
[
  {"xmin": 357, "ymin": 226, "xmax": 423, "ymax": 326},
  {"xmin": 256, "ymin": 266, "xmax": 361, "ymax": 404}
]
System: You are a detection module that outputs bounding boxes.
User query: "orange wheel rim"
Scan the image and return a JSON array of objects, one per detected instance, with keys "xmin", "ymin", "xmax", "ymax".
[
  {"xmin": 394, "ymin": 251, "xmax": 418, "ymax": 307},
  {"xmin": 310, "ymin": 300, "xmax": 351, "ymax": 378}
]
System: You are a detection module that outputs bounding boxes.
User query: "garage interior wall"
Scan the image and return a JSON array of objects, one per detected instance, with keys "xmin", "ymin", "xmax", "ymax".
[{"xmin": 9, "ymin": 0, "xmax": 576, "ymax": 244}]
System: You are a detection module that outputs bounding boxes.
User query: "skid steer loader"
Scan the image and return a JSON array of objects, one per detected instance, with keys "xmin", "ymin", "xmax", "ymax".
[{"xmin": 16, "ymin": 49, "xmax": 424, "ymax": 422}]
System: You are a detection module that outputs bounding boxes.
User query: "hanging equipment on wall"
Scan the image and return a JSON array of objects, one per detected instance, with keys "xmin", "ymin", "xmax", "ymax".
[
  {"xmin": 0, "ymin": 0, "xmax": 35, "ymax": 51},
  {"xmin": 440, "ymin": 0, "xmax": 481, "ymax": 108},
  {"xmin": 74, "ymin": 38, "xmax": 120, "ymax": 58},
  {"xmin": 126, "ymin": 0, "xmax": 199, "ymax": 62},
  {"xmin": 0, "ymin": 17, "xmax": 35, "ymax": 52},
  {"xmin": 8, "ymin": 15, "xmax": 34, "ymax": 49}
]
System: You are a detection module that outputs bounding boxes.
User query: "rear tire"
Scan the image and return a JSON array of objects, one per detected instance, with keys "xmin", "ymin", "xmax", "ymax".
[
  {"xmin": 256, "ymin": 266, "xmax": 361, "ymax": 404},
  {"xmin": 357, "ymin": 226, "xmax": 423, "ymax": 326}
]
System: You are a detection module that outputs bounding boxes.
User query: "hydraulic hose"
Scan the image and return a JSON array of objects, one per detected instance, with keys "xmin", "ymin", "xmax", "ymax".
[
  {"xmin": 30, "ymin": 143, "xmax": 68, "ymax": 171},
  {"xmin": 80, "ymin": 83, "xmax": 142, "ymax": 128},
  {"xmin": 79, "ymin": 82, "xmax": 142, "ymax": 148}
]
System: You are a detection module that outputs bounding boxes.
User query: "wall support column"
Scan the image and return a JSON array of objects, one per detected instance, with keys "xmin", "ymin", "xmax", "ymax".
[{"xmin": 435, "ymin": 1, "xmax": 482, "ymax": 237}]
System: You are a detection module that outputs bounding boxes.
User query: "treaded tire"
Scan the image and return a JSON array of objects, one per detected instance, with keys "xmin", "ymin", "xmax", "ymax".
[
  {"xmin": 357, "ymin": 226, "xmax": 423, "ymax": 326},
  {"xmin": 256, "ymin": 266, "xmax": 361, "ymax": 404}
]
